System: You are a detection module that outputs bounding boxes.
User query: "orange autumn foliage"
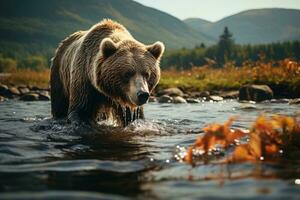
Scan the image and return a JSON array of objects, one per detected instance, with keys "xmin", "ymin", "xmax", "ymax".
[{"xmin": 184, "ymin": 115, "xmax": 300, "ymax": 165}]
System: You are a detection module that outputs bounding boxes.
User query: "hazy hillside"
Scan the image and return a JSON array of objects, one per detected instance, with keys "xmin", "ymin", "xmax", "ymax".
[
  {"xmin": 184, "ymin": 8, "xmax": 300, "ymax": 44},
  {"xmin": 184, "ymin": 18, "xmax": 212, "ymax": 31},
  {"xmin": 0, "ymin": 0, "xmax": 214, "ymax": 58}
]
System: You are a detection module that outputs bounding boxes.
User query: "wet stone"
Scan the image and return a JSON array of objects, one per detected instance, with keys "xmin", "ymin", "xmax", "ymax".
[
  {"xmin": 199, "ymin": 91, "xmax": 210, "ymax": 97},
  {"xmin": 158, "ymin": 95, "xmax": 173, "ymax": 103},
  {"xmin": 289, "ymin": 99, "xmax": 300, "ymax": 105},
  {"xmin": 189, "ymin": 91, "xmax": 210, "ymax": 98},
  {"xmin": 18, "ymin": 87, "xmax": 30, "ymax": 94},
  {"xmin": 8, "ymin": 87, "xmax": 20, "ymax": 96},
  {"xmin": 158, "ymin": 87, "xmax": 184, "ymax": 97},
  {"xmin": 240, "ymin": 104, "xmax": 257, "ymax": 110},
  {"xmin": 29, "ymin": 86, "xmax": 41, "ymax": 91},
  {"xmin": 0, "ymin": 95, "xmax": 6, "ymax": 101},
  {"xmin": 220, "ymin": 90, "xmax": 239, "ymax": 99},
  {"xmin": 148, "ymin": 96, "xmax": 157, "ymax": 102},
  {"xmin": 0, "ymin": 84, "xmax": 9, "ymax": 97},
  {"xmin": 20, "ymin": 93, "xmax": 40, "ymax": 101},
  {"xmin": 8, "ymin": 87, "xmax": 21, "ymax": 97},
  {"xmin": 186, "ymin": 98, "xmax": 200, "ymax": 103},
  {"xmin": 39, "ymin": 93, "xmax": 51, "ymax": 101},
  {"xmin": 173, "ymin": 96, "xmax": 187, "ymax": 104},
  {"xmin": 270, "ymin": 99, "xmax": 290, "ymax": 103},
  {"xmin": 239, "ymin": 100, "xmax": 256, "ymax": 104},
  {"xmin": 208, "ymin": 95, "xmax": 223, "ymax": 102},
  {"xmin": 239, "ymin": 84, "xmax": 273, "ymax": 102}
]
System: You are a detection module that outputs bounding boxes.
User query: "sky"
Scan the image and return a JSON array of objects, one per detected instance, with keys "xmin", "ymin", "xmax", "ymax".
[{"xmin": 134, "ymin": 0, "xmax": 300, "ymax": 22}]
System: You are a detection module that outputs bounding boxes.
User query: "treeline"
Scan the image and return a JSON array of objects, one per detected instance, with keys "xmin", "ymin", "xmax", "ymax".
[
  {"xmin": 161, "ymin": 27, "xmax": 300, "ymax": 69},
  {"xmin": 0, "ymin": 26, "xmax": 300, "ymax": 72},
  {"xmin": 0, "ymin": 54, "xmax": 48, "ymax": 72},
  {"xmin": 0, "ymin": 41, "xmax": 53, "ymax": 72}
]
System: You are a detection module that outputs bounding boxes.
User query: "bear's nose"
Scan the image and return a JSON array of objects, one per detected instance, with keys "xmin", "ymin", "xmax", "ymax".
[{"xmin": 137, "ymin": 91, "xmax": 149, "ymax": 105}]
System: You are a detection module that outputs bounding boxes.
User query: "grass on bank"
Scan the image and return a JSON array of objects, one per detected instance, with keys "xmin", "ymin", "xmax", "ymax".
[
  {"xmin": 159, "ymin": 59, "xmax": 300, "ymax": 92},
  {"xmin": 0, "ymin": 69, "xmax": 50, "ymax": 88},
  {"xmin": 0, "ymin": 60, "xmax": 299, "ymax": 93}
]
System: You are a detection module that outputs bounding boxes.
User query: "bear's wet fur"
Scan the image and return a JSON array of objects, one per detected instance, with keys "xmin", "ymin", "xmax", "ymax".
[{"xmin": 50, "ymin": 19, "xmax": 164, "ymax": 126}]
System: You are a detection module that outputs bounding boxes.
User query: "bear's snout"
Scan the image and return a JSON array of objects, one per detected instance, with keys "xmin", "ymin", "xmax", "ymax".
[
  {"xmin": 137, "ymin": 91, "xmax": 149, "ymax": 105},
  {"xmin": 128, "ymin": 74, "xmax": 150, "ymax": 106}
]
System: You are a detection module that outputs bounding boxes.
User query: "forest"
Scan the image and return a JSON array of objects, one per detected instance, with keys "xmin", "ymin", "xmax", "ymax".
[
  {"xmin": 1, "ymin": 27, "xmax": 299, "ymax": 73},
  {"xmin": 161, "ymin": 27, "xmax": 300, "ymax": 69}
]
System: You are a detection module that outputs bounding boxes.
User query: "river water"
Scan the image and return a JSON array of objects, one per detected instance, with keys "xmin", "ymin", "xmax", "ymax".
[{"xmin": 0, "ymin": 100, "xmax": 299, "ymax": 199}]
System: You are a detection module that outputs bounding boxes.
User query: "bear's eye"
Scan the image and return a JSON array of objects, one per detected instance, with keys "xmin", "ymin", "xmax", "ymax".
[
  {"xmin": 124, "ymin": 71, "xmax": 135, "ymax": 80},
  {"xmin": 142, "ymin": 71, "xmax": 150, "ymax": 79}
]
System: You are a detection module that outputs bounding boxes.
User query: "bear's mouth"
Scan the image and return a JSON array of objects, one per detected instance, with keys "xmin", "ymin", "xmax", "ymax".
[
  {"xmin": 119, "ymin": 106, "xmax": 143, "ymax": 126},
  {"xmin": 113, "ymin": 95, "xmax": 137, "ymax": 109}
]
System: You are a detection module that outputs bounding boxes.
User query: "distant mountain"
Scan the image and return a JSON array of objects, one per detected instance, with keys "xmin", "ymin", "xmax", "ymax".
[
  {"xmin": 0, "ymin": 0, "xmax": 214, "ymax": 58},
  {"xmin": 184, "ymin": 8, "xmax": 300, "ymax": 44},
  {"xmin": 184, "ymin": 18, "xmax": 212, "ymax": 31}
]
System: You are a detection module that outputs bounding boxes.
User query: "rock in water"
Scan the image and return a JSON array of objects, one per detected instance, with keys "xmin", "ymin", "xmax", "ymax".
[
  {"xmin": 270, "ymin": 99, "xmax": 289, "ymax": 103},
  {"xmin": 208, "ymin": 95, "xmax": 224, "ymax": 102},
  {"xmin": 0, "ymin": 84, "xmax": 10, "ymax": 97},
  {"xmin": 173, "ymin": 96, "xmax": 187, "ymax": 103},
  {"xmin": 220, "ymin": 91, "xmax": 239, "ymax": 99},
  {"xmin": 18, "ymin": 87, "xmax": 30, "ymax": 94},
  {"xmin": 8, "ymin": 87, "xmax": 20, "ymax": 96},
  {"xmin": 158, "ymin": 87, "xmax": 184, "ymax": 97},
  {"xmin": 289, "ymin": 99, "xmax": 300, "ymax": 105},
  {"xmin": 148, "ymin": 96, "xmax": 157, "ymax": 102},
  {"xmin": 39, "ymin": 93, "xmax": 51, "ymax": 101},
  {"xmin": 0, "ymin": 95, "xmax": 5, "ymax": 101},
  {"xmin": 186, "ymin": 98, "xmax": 200, "ymax": 103},
  {"xmin": 239, "ymin": 85, "xmax": 273, "ymax": 102},
  {"xmin": 158, "ymin": 95, "xmax": 173, "ymax": 103},
  {"xmin": 188, "ymin": 91, "xmax": 210, "ymax": 98},
  {"xmin": 20, "ymin": 93, "xmax": 39, "ymax": 101}
]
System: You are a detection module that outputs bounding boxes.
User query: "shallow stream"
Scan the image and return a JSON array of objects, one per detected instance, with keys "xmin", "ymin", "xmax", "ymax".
[{"xmin": 0, "ymin": 100, "xmax": 299, "ymax": 199}]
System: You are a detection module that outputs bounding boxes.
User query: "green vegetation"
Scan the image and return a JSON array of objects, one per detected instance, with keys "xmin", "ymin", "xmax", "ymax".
[
  {"xmin": 159, "ymin": 60, "xmax": 300, "ymax": 97},
  {"xmin": 0, "ymin": 0, "xmax": 213, "ymax": 65},
  {"xmin": 160, "ymin": 27, "xmax": 300, "ymax": 95},
  {"xmin": 0, "ymin": 54, "xmax": 48, "ymax": 72},
  {"xmin": 0, "ymin": 69, "xmax": 50, "ymax": 87},
  {"xmin": 2, "ymin": 59, "xmax": 299, "ymax": 97},
  {"xmin": 162, "ymin": 27, "xmax": 300, "ymax": 69},
  {"xmin": 0, "ymin": 55, "xmax": 17, "ymax": 72},
  {"xmin": 0, "ymin": 1, "xmax": 299, "ymax": 96}
]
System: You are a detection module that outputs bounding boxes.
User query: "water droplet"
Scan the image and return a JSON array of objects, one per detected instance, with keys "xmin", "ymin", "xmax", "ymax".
[
  {"xmin": 260, "ymin": 156, "xmax": 264, "ymax": 161},
  {"xmin": 166, "ymin": 159, "xmax": 170, "ymax": 163}
]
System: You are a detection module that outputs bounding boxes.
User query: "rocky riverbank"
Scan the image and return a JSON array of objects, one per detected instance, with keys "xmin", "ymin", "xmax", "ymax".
[
  {"xmin": 0, "ymin": 83, "xmax": 299, "ymax": 105},
  {"xmin": 0, "ymin": 83, "xmax": 50, "ymax": 101},
  {"xmin": 151, "ymin": 86, "xmax": 300, "ymax": 104}
]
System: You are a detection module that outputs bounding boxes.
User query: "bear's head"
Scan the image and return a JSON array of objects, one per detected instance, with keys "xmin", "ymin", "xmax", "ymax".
[{"xmin": 94, "ymin": 38, "xmax": 165, "ymax": 108}]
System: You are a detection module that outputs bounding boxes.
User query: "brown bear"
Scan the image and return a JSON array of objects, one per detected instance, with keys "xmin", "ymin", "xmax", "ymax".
[{"xmin": 50, "ymin": 19, "xmax": 164, "ymax": 126}]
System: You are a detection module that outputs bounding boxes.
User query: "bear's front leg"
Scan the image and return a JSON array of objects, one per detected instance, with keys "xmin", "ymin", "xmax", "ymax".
[
  {"xmin": 67, "ymin": 110, "xmax": 83, "ymax": 126},
  {"xmin": 67, "ymin": 80, "xmax": 93, "ymax": 126}
]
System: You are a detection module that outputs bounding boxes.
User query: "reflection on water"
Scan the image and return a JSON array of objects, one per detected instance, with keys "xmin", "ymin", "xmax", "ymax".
[{"xmin": 0, "ymin": 100, "xmax": 299, "ymax": 199}]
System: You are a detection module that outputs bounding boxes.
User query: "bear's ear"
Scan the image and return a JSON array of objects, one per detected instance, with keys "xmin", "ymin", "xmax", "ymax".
[
  {"xmin": 147, "ymin": 41, "xmax": 165, "ymax": 60},
  {"xmin": 100, "ymin": 38, "xmax": 118, "ymax": 58}
]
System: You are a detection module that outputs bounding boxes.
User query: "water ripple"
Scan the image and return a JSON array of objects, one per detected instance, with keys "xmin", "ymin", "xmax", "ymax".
[{"xmin": 0, "ymin": 159, "xmax": 152, "ymax": 173}]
